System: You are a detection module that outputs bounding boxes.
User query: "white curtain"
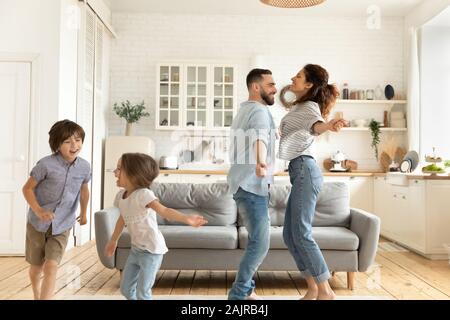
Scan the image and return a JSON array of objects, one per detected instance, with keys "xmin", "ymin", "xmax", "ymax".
[{"xmin": 406, "ymin": 27, "xmax": 420, "ymax": 153}]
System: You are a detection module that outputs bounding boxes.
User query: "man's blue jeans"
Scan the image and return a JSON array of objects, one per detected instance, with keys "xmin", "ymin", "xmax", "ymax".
[
  {"xmin": 228, "ymin": 187, "xmax": 270, "ymax": 300},
  {"xmin": 120, "ymin": 246, "xmax": 163, "ymax": 300},
  {"xmin": 283, "ymin": 155, "xmax": 331, "ymax": 283}
]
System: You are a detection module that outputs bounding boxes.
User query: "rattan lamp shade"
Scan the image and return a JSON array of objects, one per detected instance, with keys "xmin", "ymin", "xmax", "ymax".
[{"xmin": 260, "ymin": 0, "xmax": 325, "ymax": 8}]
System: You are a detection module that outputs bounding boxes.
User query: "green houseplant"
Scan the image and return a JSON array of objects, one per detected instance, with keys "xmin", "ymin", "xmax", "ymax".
[
  {"xmin": 369, "ymin": 119, "xmax": 381, "ymax": 160},
  {"xmin": 113, "ymin": 100, "xmax": 149, "ymax": 135}
]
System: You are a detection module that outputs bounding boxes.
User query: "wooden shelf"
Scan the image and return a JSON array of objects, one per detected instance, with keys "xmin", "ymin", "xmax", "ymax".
[{"xmin": 337, "ymin": 99, "xmax": 407, "ymax": 104}]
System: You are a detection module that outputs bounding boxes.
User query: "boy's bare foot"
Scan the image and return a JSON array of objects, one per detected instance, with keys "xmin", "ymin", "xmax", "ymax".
[{"xmin": 317, "ymin": 291, "xmax": 336, "ymax": 300}]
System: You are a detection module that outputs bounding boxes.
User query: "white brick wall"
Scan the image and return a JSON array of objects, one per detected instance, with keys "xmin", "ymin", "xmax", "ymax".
[{"xmin": 109, "ymin": 13, "xmax": 406, "ymax": 171}]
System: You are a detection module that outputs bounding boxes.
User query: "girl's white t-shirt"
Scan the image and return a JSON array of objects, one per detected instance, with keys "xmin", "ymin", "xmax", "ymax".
[{"xmin": 114, "ymin": 188, "xmax": 168, "ymax": 254}]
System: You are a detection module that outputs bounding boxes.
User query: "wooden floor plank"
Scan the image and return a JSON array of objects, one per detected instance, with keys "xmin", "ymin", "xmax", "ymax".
[
  {"xmin": 376, "ymin": 255, "xmax": 448, "ymax": 299},
  {"xmin": 190, "ymin": 270, "xmax": 210, "ymax": 295},
  {"xmin": 226, "ymin": 270, "xmax": 236, "ymax": 293},
  {"xmin": 152, "ymin": 270, "xmax": 179, "ymax": 295},
  {"xmin": 271, "ymin": 271, "xmax": 299, "ymax": 296},
  {"xmin": 75, "ymin": 266, "xmax": 117, "ymax": 296},
  {"xmin": 4, "ymin": 239, "xmax": 450, "ymax": 300},
  {"xmin": 379, "ymin": 250, "xmax": 450, "ymax": 297},
  {"xmin": 172, "ymin": 270, "xmax": 195, "ymax": 295},
  {"xmin": 208, "ymin": 271, "xmax": 227, "ymax": 295},
  {"xmin": 287, "ymin": 271, "xmax": 306, "ymax": 295},
  {"xmin": 1, "ymin": 245, "xmax": 97, "ymax": 299},
  {"xmin": 94, "ymin": 271, "xmax": 120, "ymax": 296}
]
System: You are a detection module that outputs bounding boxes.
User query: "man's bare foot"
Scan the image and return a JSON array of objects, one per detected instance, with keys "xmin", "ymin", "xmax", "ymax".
[
  {"xmin": 317, "ymin": 291, "xmax": 336, "ymax": 300},
  {"xmin": 300, "ymin": 289, "xmax": 318, "ymax": 300}
]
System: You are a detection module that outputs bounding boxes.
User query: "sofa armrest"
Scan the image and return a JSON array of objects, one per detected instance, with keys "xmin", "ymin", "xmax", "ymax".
[
  {"xmin": 94, "ymin": 207, "xmax": 120, "ymax": 269},
  {"xmin": 349, "ymin": 208, "xmax": 380, "ymax": 272}
]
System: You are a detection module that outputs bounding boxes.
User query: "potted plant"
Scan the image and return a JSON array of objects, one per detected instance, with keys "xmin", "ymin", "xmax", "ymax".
[
  {"xmin": 369, "ymin": 119, "xmax": 381, "ymax": 160},
  {"xmin": 113, "ymin": 100, "xmax": 149, "ymax": 136}
]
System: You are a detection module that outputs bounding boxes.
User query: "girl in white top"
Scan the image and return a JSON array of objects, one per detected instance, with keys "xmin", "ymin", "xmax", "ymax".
[
  {"xmin": 105, "ymin": 153, "xmax": 207, "ymax": 300},
  {"xmin": 278, "ymin": 64, "xmax": 347, "ymax": 300}
]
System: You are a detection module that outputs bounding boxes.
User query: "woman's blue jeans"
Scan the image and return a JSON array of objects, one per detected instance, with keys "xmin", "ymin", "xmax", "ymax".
[{"xmin": 283, "ymin": 155, "xmax": 331, "ymax": 283}]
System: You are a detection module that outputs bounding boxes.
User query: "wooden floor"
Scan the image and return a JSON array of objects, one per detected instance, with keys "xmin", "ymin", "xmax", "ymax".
[{"xmin": 1, "ymin": 238, "xmax": 449, "ymax": 300}]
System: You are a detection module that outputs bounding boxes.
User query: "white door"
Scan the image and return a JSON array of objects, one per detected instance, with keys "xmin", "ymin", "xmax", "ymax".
[{"xmin": 0, "ymin": 62, "xmax": 31, "ymax": 255}]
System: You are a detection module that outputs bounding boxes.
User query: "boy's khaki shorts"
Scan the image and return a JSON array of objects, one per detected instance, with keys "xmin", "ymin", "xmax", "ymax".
[{"xmin": 25, "ymin": 223, "xmax": 70, "ymax": 266}]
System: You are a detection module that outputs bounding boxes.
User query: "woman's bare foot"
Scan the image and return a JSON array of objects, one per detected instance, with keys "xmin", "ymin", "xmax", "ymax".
[
  {"xmin": 317, "ymin": 291, "xmax": 336, "ymax": 300},
  {"xmin": 300, "ymin": 288, "xmax": 318, "ymax": 300}
]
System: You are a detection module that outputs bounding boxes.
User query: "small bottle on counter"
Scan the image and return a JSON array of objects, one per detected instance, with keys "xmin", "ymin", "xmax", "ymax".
[
  {"xmin": 383, "ymin": 111, "xmax": 389, "ymax": 127},
  {"xmin": 342, "ymin": 83, "xmax": 349, "ymax": 99}
]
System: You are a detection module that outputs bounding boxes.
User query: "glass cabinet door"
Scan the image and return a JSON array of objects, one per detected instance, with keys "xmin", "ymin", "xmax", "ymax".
[
  {"xmin": 213, "ymin": 66, "xmax": 234, "ymax": 128},
  {"xmin": 185, "ymin": 65, "xmax": 207, "ymax": 128},
  {"xmin": 158, "ymin": 65, "xmax": 180, "ymax": 127},
  {"xmin": 157, "ymin": 63, "xmax": 235, "ymax": 130}
]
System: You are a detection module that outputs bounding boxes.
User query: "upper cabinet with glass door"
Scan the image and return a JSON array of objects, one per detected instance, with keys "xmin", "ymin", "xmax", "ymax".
[
  {"xmin": 156, "ymin": 63, "xmax": 236, "ymax": 130},
  {"xmin": 186, "ymin": 65, "xmax": 208, "ymax": 128},
  {"xmin": 157, "ymin": 65, "xmax": 181, "ymax": 128},
  {"xmin": 213, "ymin": 66, "xmax": 235, "ymax": 128}
]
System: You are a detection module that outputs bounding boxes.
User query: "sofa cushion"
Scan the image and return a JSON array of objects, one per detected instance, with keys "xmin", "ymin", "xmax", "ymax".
[
  {"xmin": 238, "ymin": 226, "xmax": 359, "ymax": 251},
  {"xmin": 238, "ymin": 182, "xmax": 351, "ymax": 227},
  {"xmin": 161, "ymin": 225, "xmax": 238, "ymax": 249},
  {"xmin": 117, "ymin": 226, "xmax": 238, "ymax": 249},
  {"xmin": 151, "ymin": 182, "xmax": 237, "ymax": 226},
  {"xmin": 314, "ymin": 182, "xmax": 350, "ymax": 227}
]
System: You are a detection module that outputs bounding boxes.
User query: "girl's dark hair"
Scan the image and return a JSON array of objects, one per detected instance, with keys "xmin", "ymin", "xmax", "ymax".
[
  {"xmin": 296, "ymin": 64, "xmax": 339, "ymax": 119},
  {"xmin": 120, "ymin": 153, "xmax": 159, "ymax": 188},
  {"xmin": 48, "ymin": 119, "xmax": 85, "ymax": 153}
]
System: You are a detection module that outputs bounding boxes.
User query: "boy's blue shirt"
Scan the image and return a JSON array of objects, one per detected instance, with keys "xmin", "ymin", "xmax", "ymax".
[{"xmin": 27, "ymin": 153, "xmax": 91, "ymax": 235}]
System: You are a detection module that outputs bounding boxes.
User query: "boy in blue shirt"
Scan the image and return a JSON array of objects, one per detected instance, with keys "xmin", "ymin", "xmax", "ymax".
[{"xmin": 22, "ymin": 119, "xmax": 91, "ymax": 299}]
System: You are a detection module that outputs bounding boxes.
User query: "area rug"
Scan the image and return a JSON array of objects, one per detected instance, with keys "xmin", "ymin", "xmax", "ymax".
[{"xmin": 64, "ymin": 294, "xmax": 392, "ymax": 300}]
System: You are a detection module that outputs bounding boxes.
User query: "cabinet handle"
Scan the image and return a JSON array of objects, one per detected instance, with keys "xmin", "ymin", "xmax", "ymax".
[
  {"xmin": 349, "ymin": 176, "xmax": 355, "ymax": 180},
  {"xmin": 164, "ymin": 174, "xmax": 169, "ymax": 177},
  {"xmin": 205, "ymin": 174, "xmax": 211, "ymax": 177},
  {"xmin": 402, "ymin": 195, "xmax": 406, "ymax": 199},
  {"xmin": 393, "ymin": 194, "xmax": 397, "ymax": 198}
]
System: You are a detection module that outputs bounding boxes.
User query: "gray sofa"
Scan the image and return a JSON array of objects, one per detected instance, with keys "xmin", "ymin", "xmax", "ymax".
[{"xmin": 95, "ymin": 182, "xmax": 380, "ymax": 289}]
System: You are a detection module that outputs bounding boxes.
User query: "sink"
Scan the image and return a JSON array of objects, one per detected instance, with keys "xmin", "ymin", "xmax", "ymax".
[{"xmin": 178, "ymin": 162, "xmax": 230, "ymax": 171}]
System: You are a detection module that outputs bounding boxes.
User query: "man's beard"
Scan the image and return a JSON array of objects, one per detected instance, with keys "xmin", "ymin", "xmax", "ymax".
[{"xmin": 260, "ymin": 90, "xmax": 275, "ymax": 106}]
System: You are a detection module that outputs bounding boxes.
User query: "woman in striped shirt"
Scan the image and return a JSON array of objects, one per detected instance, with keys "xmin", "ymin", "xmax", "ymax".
[{"xmin": 279, "ymin": 64, "xmax": 347, "ymax": 300}]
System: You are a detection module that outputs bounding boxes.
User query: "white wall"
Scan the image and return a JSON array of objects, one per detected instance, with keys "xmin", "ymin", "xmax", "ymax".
[
  {"xmin": 109, "ymin": 13, "xmax": 407, "ymax": 171},
  {"xmin": 0, "ymin": 0, "xmax": 112, "ymax": 246},
  {"xmin": 420, "ymin": 26, "xmax": 450, "ymax": 159},
  {"xmin": 0, "ymin": 0, "xmax": 62, "ymax": 161},
  {"xmin": 59, "ymin": 0, "xmax": 83, "ymax": 121}
]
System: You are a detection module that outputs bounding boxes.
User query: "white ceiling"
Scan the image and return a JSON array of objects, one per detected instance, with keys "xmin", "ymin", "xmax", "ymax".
[
  {"xmin": 107, "ymin": 0, "xmax": 424, "ymax": 17},
  {"xmin": 425, "ymin": 5, "xmax": 450, "ymax": 27}
]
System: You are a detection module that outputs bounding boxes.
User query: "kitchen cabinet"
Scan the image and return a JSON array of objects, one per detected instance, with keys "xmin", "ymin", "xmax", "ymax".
[
  {"xmin": 373, "ymin": 176, "xmax": 449, "ymax": 259},
  {"xmin": 426, "ymin": 181, "xmax": 450, "ymax": 255},
  {"xmin": 374, "ymin": 176, "xmax": 393, "ymax": 235},
  {"xmin": 156, "ymin": 63, "xmax": 236, "ymax": 130},
  {"xmin": 157, "ymin": 64, "xmax": 181, "ymax": 128}
]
